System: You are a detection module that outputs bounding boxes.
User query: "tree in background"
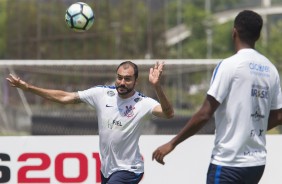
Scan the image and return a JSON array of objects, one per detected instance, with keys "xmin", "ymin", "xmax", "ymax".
[
  {"xmin": 5, "ymin": 0, "xmax": 148, "ymax": 59},
  {"xmin": 2, "ymin": 0, "xmax": 282, "ymax": 62}
]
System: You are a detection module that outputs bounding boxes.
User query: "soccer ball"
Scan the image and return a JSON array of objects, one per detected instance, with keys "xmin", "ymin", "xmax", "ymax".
[{"xmin": 65, "ymin": 2, "xmax": 95, "ymax": 32}]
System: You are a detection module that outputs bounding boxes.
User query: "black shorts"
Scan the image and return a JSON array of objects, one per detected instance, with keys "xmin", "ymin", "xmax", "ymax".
[
  {"xmin": 207, "ymin": 163, "xmax": 265, "ymax": 184},
  {"xmin": 101, "ymin": 170, "xmax": 144, "ymax": 184}
]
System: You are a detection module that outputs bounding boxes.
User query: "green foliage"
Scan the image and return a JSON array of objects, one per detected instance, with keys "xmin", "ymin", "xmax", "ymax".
[
  {"xmin": 212, "ymin": 22, "xmax": 234, "ymax": 58},
  {"xmin": 212, "ymin": 0, "xmax": 255, "ymax": 12},
  {"xmin": 2, "ymin": 0, "xmax": 282, "ymax": 64},
  {"xmin": 109, "ymin": 0, "xmax": 147, "ymax": 58},
  {"xmin": 268, "ymin": 20, "xmax": 282, "ymax": 64},
  {"xmin": 5, "ymin": 0, "xmax": 149, "ymax": 59},
  {"xmin": 272, "ymin": 0, "xmax": 282, "ymax": 5},
  {"xmin": 154, "ymin": 2, "xmax": 208, "ymax": 58},
  {"xmin": 0, "ymin": 0, "xmax": 7, "ymax": 58}
]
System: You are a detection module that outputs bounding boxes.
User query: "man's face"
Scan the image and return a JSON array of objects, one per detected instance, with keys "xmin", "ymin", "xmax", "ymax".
[{"xmin": 115, "ymin": 65, "xmax": 136, "ymax": 98}]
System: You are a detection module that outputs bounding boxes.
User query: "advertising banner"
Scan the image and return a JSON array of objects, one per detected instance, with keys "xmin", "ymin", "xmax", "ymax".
[{"xmin": 0, "ymin": 135, "xmax": 281, "ymax": 184}]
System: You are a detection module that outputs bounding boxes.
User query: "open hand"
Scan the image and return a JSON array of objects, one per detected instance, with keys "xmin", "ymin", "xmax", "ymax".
[
  {"xmin": 149, "ymin": 61, "xmax": 164, "ymax": 86},
  {"xmin": 6, "ymin": 74, "xmax": 28, "ymax": 90}
]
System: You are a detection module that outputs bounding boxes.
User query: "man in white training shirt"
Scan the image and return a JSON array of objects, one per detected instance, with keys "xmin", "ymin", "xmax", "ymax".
[
  {"xmin": 6, "ymin": 61, "xmax": 174, "ymax": 184},
  {"xmin": 152, "ymin": 10, "xmax": 282, "ymax": 184}
]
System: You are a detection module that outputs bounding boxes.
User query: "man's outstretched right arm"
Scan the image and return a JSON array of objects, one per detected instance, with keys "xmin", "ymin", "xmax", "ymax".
[{"xmin": 6, "ymin": 74, "xmax": 81, "ymax": 104}]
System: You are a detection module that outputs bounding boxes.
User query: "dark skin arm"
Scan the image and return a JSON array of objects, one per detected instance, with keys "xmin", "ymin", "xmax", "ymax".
[
  {"xmin": 268, "ymin": 108, "xmax": 282, "ymax": 130},
  {"xmin": 152, "ymin": 95, "xmax": 220, "ymax": 165}
]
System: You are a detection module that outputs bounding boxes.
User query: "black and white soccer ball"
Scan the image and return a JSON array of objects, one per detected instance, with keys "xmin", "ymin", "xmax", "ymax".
[{"xmin": 65, "ymin": 2, "xmax": 95, "ymax": 32}]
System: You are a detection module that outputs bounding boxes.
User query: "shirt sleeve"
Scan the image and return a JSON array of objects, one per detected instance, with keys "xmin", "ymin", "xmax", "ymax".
[
  {"xmin": 78, "ymin": 87, "xmax": 101, "ymax": 108},
  {"xmin": 271, "ymin": 74, "xmax": 282, "ymax": 110},
  {"xmin": 138, "ymin": 96, "xmax": 160, "ymax": 118},
  {"xmin": 207, "ymin": 61, "xmax": 233, "ymax": 103},
  {"xmin": 148, "ymin": 98, "xmax": 160, "ymax": 114}
]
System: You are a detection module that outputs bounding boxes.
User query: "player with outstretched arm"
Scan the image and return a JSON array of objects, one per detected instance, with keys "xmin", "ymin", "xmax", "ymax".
[{"xmin": 6, "ymin": 61, "xmax": 174, "ymax": 184}]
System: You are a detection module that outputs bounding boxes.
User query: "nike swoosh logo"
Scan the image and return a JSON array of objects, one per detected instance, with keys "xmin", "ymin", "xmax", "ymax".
[{"xmin": 106, "ymin": 104, "xmax": 113, "ymax": 107}]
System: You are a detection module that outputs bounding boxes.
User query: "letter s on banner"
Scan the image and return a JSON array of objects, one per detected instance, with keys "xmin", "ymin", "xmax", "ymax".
[{"xmin": 0, "ymin": 153, "xmax": 11, "ymax": 183}]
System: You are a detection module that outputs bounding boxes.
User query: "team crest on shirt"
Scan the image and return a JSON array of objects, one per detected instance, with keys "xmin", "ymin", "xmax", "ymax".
[{"xmin": 124, "ymin": 105, "xmax": 135, "ymax": 117}]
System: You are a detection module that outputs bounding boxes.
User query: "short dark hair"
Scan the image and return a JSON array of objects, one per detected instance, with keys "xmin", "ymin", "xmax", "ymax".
[
  {"xmin": 116, "ymin": 61, "xmax": 139, "ymax": 79},
  {"xmin": 234, "ymin": 10, "xmax": 263, "ymax": 44}
]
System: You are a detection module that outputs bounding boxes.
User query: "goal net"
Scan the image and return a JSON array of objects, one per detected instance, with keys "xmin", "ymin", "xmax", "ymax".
[{"xmin": 0, "ymin": 59, "xmax": 235, "ymax": 135}]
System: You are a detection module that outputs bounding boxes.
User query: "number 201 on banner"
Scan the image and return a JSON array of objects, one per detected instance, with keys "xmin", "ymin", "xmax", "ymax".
[{"xmin": 0, "ymin": 152, "xmax": 101, "ymax": 183}]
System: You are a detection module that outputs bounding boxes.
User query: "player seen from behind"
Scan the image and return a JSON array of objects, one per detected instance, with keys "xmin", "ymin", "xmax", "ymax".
[{"xmin": 152, "ymin": 10, "xmax": 282, "ymax": 184}]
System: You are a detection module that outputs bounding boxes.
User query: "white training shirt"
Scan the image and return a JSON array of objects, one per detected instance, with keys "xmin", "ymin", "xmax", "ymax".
[
  {"xmin": 78, "ymin": 85, "xmax": 159, "ymax": 177},
  {"xmin": 208, "ymin": 48, "xmax": 282, "ymax": 167}
]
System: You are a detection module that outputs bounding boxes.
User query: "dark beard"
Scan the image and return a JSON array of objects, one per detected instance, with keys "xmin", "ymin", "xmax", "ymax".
[{"xmin": 116, "ymin": 85, "xmax": 134, "ymax": 96}]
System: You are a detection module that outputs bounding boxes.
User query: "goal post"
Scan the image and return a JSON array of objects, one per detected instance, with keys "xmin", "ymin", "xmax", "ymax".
[{"xmin": 0, "ymin": 59, "xmax": 220, "ymax": 135}]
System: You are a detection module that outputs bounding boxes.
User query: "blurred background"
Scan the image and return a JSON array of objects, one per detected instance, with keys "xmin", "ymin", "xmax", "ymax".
[{"xmin": 0, "ymin": 0, "xmax": 281, "ymax": 135}]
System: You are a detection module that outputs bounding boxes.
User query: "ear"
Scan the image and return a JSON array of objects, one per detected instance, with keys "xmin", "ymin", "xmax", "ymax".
[{"xmin": 232, "ymin": 27, "xmax": 237, "ymax": 40}]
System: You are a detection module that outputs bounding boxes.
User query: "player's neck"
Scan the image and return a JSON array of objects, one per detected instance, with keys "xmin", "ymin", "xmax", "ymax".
[{"xmin": 235, "ymin": 40, "xmax": 255, "ymax": 52}]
